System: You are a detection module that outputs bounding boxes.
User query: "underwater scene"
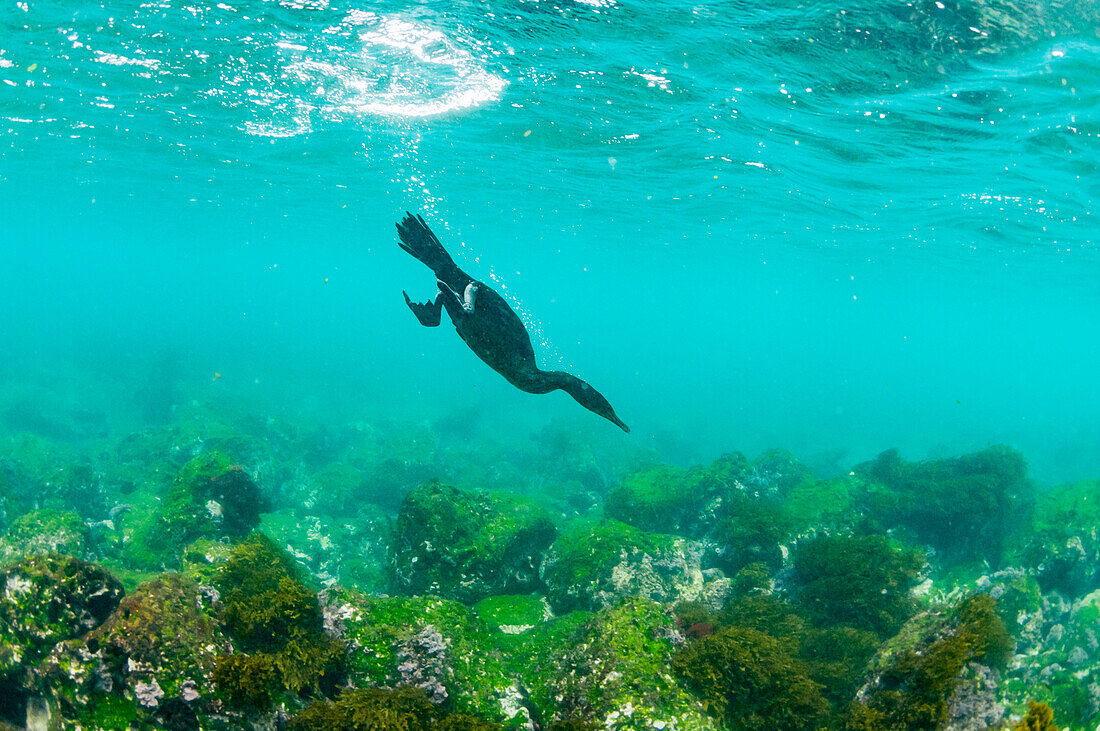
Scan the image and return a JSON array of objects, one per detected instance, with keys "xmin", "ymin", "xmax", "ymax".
[{"xmin": 1, "ymin": 0, "xmax": 1099, "ymax": 728}]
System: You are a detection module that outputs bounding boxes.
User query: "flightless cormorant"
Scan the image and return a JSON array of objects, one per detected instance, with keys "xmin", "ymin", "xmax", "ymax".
[{"xmin": 397, "ymin": 212, "xmax": 629, "ymax": 433}]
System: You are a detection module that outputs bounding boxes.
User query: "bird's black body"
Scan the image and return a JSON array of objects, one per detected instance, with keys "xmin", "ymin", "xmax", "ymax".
[{"xmin": 397, "ymin": 212, "xmax": 629, "ymax": 432}]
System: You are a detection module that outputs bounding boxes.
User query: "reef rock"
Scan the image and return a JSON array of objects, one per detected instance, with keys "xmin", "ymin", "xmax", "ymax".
[
  {"xmin": 0, "ymin": 554, "xmax": 123, "ymax": 728},
  {"xmin": 541, "ymin": 520, "xmax": 730, "ymax": 613},
  {"xmin": 389, "ymin": 481, "xmax": 557, "ymax": 604},
  {"xmin": 0, "ymin": 509, "xmax": 89, "ymax": 563}
]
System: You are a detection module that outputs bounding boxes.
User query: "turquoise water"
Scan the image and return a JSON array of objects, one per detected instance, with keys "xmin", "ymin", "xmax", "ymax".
[{"xmin": 1, "ymin": 0, "xmax": 1098, "ymax": 481}]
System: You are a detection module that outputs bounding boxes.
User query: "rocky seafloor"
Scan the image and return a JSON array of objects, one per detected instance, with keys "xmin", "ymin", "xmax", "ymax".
[{"xmin": 1, "ymin": 403, "xmax": 1098, "ymax": 730}]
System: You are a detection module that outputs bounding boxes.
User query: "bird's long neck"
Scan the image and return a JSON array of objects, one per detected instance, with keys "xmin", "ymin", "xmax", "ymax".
[{"xmin": 523, "ymin": 369, "xmax": 581, "ymax": 396}]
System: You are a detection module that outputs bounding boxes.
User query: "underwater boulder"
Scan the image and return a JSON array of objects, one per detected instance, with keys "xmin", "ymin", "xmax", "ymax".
[
  {"xmin": 0, "ymin": 509, "xmax": 89, "ymax": 564},
  {"xmin": 537, "ymin": 597, "xmax": 721, "ymax": 730},
  {"xmin": 791, "ymin": 534, "xmax": 925, "ymax": 638},
  {"xmin": 1019, "ymin": 478, "xmax": 1100, "ymax": 597},
  {"xmin": 320, "ymin": 586, "xmax": 520, "ymax": 725},
  {"xmin": 854, "ymin": 446, "xmax": 1029, "ymax": 566},
  {"xmin": 850, "ymin": 593, "xmax": 1013, "ymax": 730},
  {"xmin": 540, "ymin": 520, "xmax": 730, "ymax": 614},
  {"xmin": 41, "ymin": 573, "xmax": 231, "ymax": 729},
  {"xmin": 604, "ymin": 465, "xmax": 698, "ymax": 535},
  {"xmin": 606, "ymin": 452, "xmax": 818, "ymax": 572},
  {"xmin": 389, "ymin": 481, "xmax": 557, "ymax": 604},
  {"xmin": 125, "ymin": 451, "xmax": 267, "ymax": 570},
  {"xmin": 605, "ymin": 453, "xmax": 756, "ymax": 538},
  {"xmin": 0, "ymin": 554, "xmax": 123, "ymax": 728}
]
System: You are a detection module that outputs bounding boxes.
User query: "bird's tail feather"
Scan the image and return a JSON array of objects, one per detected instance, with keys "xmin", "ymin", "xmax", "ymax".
[{"xmin": 396, "ymin": 212, "xmax": 460, "ymax": 280}]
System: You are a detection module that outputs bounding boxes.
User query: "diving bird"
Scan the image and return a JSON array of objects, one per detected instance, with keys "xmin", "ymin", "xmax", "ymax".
[{"xmin": 397, "ymin": 212, "xmax": 629, "ymax": 433}]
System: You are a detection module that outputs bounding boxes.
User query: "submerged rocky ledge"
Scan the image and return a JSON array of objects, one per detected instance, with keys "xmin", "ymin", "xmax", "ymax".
[{"xmin": 1, "ymin": 416, "xmax": 1097, "ymax": 730}]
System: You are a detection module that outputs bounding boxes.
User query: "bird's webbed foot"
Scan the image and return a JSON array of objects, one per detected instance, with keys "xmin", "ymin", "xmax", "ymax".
[
  {"xmin": 403, "ymin": 290, "xmax": 443, "ymax": 327},
  {"xmin": 438, "ymin": 280, "xmax": 478, "ymax": 314}
]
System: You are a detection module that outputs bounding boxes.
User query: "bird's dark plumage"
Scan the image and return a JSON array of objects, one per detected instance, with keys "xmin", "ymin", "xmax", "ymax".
[{"xmin": 397, "ymin": 212, "xmax": 629, "ymax": 433}]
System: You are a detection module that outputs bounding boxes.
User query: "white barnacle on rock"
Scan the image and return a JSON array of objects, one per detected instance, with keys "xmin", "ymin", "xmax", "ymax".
[
  {"xmin": 135, "ymin": 679, "xmax": 165, "ymax": 708},
  {"xmin": 497, "ymin": 683, "xmax": 533, "ymax": 730},
  {"xmin": 319, "ymin": 590, "xmax": 361, "ymax": 639},
  {"xmin": 181, "ymin": 680, "xmax": 200, "ymax": 702},
  {"xmin": 4, "ymin": 573, "xmax": 33, "ymax": 599},
  {"xmin": 205, "ymin": 500, "xmax": 224, "ymax": 521},
  {"xmin": 499, "ymin": 624, "xmax": 534, "ymax": 634},
  {"xmin": 396, "ymin": 624, "xmax": 451, "ymax": 703},
  {"xmin": 910, "ymin": 578, "xmax": 934, "ymax": 598}
]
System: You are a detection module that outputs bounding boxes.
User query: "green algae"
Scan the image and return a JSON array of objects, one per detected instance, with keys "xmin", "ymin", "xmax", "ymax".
[
  {"xmin": 540, "ymin": 519, "xmax": 675, "ymax": 613},
  {"xmin": 604, "ymin": 464, "xmax": 695, "ymax": 534},
  {"xmin": 854, "ymin": 445, "xmax": 1029, "ymax": 564},
  {"xmin": 673, "ymin": 625, "xmax": 829, "ymax": 730},
  {"xmin": 324, "ymin": 586, "xmax": 516, "ymax": 723},
  {"xmin": 782, "ymin": 475, "xmax": 859, "ymax": 533},
  {"xmin": 390, "ymin": 481, "xmax": 557, "ymax": 604},
  {"xmin": 792, "ymin": 534, "xmax": 925, "ymax": 637},
  {"xmin": 0, "ymin": 508, "xmax": 88, "ymax": 562},
  {"xmin": 849, "ymin": 593, "xmax": 1013, "ymax": 730},
  {"xmin": 125, "ymin": 451, "xmax": 265, "ymax": 571},
  {"xmin": 537, "ymin": 597, "xmax": 719, "ymax": 730},
  {"xmin": 472, "ymin": 594, "xmax": 549, "ymax": 630}
]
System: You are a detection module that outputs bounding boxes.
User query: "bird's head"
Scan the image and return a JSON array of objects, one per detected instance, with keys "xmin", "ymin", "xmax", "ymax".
[{"xmin": 567, "ymin": 379, "xmax": 630, "ymax": 433}]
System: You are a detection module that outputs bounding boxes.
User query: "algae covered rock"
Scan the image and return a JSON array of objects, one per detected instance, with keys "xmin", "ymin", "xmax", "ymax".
[
  {"xmin": 321, "ymin": 586, "xmax": 517, "ymax": 724},
  {"xmin": 605, "ymin": 453, "xmax": 752, "ymax": 537},
  {"xmin": 0, "ymin": 554, "xmax": 123, "ymax": 675},
  {"xmin": 389, "ymin": 481, "xmax": 557, "ymax": 604},
  {"xmin": 541, "ymin": 520, "xmax": 729, "ymax": 614},
  {"xmin": 854, "ymin": 446, "xmax": 1028, "ymax": 564},
  {"xmin": 537, "ymin": 597, "xmax": 719, "ymax": 730},
  {"xmin": 791, "ymin": 534, "xmax": 925, "ymax": 637},
  {"xmin": 0, "ymin": 554, "xmax": 123, "ymax": 727},
  {"xmin": 1021, "ymin": 478, "xmax": 1100, "ymax": 596},
  {"xmin": 997, "ymin": 583, "xmax": 1100, "ymax": 727},
  {"xmin": 325, "ymin": 590, "xmax": 721, "ymax": 729},
  {"xmin": 0, "ymin": 509, "xmax": 88, "ymax": 563},
  {"xmin": 850, "ymin": 593, "xmax": 1013, "ymax": 730},
  {"xmin": 126, "ymin": 451, "xmax": 266, "ymax": 570},
  {"xmin": 42, "ymin": 573, "xmax": 231, "ymax": 729}
]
